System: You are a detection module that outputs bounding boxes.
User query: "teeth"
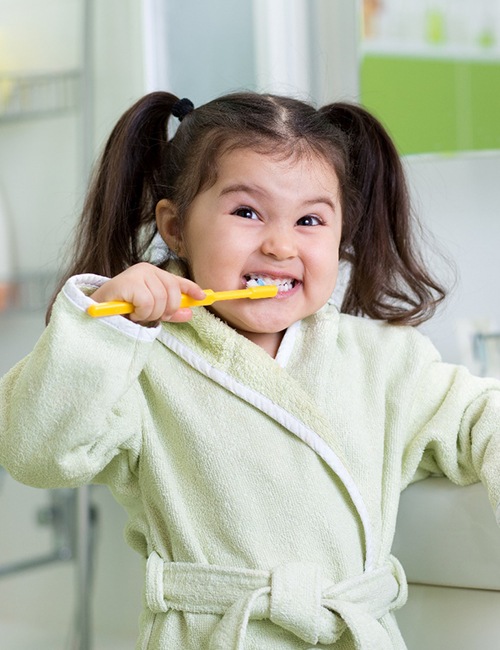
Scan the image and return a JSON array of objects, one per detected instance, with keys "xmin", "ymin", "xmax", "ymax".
[{"xmin": 244, "ymin": 274, "xmax": 296, "ymax": 292}]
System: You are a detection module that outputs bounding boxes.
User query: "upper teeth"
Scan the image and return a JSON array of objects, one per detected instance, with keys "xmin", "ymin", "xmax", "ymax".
[{"xmin": 244, "ymin": 274, "xmax": 295, "ymax": 292}]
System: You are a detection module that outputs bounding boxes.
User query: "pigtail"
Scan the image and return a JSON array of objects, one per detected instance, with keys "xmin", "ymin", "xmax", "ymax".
[
  {"xmin": 320, "ymin": 102, "xmax": 447, "ymax": 326},
  {"xmin": 47, "ymin": 91, "xmax": 179, "ymax": 321}
]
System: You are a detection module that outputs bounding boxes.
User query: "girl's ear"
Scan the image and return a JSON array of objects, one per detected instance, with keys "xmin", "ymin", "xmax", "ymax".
[{"xmin": 156, "ymin": 199, "xmax": 185, "ymax": 257}]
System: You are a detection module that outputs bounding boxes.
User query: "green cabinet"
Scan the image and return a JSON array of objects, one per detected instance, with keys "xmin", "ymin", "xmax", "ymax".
[{"xmin": 360, "ymin": 55, "xmax": 500, "ymax": 155}]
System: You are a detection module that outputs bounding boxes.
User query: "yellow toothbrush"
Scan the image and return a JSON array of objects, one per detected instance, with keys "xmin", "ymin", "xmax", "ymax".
[{"xmin": 87, "ymin": 284, "xmax": 278, "ymax": 318}]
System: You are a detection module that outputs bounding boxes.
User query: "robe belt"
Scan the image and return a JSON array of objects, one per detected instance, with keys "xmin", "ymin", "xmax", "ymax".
[{"xmin": 145, "ymin": 552, "xmax": 407, "ymax": 649}]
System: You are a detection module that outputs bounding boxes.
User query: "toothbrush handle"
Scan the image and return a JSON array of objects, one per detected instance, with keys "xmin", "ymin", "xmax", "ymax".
[
  {"xmin": 87, "ymin": 286, "xmax": 277, "ymax": 318},
  {"xmin": 86, "ymin": 301, "xmax": 135, "ymax": 317},
  {"xmin": 86, "ymin": 292, "xmax": 216, "ymax": 317},
  {"xmin": 180, "ymin": 287, "xmax": 278, "ymax": 306},
  {"xmin": 179, "ymin": 290, "xmax": 216, "ymax": 307}
]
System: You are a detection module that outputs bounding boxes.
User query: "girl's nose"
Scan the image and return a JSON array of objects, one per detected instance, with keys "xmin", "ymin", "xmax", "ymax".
[{"xmin": 261, "ymin": 227, "xmax": 297, "ymax": 260}]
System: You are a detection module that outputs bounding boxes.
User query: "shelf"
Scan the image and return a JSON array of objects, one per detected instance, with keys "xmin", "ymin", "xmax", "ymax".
[
  {"xmin": 361, "ymin": 42, "xmax": 500, "ymax": 62},
  {"xmin": 0, "ymin": 70, "xmax": 82, "ymax": 123}
]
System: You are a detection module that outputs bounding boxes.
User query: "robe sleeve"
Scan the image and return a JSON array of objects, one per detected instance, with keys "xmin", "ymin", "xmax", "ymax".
[
  {"xmin": 0, "ymin": 275, "xmax": 161, "ymax": 489},
  {"xmin": 401, "ymin": 332, "xmax": 500, "ymax": 524}
]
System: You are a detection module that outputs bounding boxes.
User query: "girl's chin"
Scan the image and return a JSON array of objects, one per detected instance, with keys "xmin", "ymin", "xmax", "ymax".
[
  {"xmin": 227, "ymin": 318, "xmax": 297, "ymax": 340},
  {"xmin": 211, "ymin": 300, "xmax": 313, "ymax": 335}
]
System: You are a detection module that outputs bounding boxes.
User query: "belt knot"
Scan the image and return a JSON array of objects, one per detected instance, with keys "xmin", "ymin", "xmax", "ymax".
[
  {"xmin": 144, "ymin": 553, "xmax": 407, "ymax": 649},
  {"xmin": 270, "ymin": 562, "xmax": 322, "ymax": 644}
]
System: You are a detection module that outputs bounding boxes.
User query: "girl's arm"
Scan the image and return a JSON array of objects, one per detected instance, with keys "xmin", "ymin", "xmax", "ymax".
[
  {"xmin": 0, "ymin": 274, "xmax": 161, "ymax": 488},
  {"xmin": 401, "ymin": 335, "xmax": 500, "ymax": 520}
]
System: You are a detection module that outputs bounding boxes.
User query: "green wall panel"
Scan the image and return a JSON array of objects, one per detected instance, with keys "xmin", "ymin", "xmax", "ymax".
[
  {"xmin": 469, "ymin": 63, "xmax": 500, "ymax": 150},
  {"xmin": 360, "ymin": 55, "xmax": 500, "ymax": 155}
]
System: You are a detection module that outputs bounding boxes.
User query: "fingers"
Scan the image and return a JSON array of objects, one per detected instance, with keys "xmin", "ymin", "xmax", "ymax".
[
  {"xmin": 90, "ymin": 263, "xmax": 205, "ymax": 325},
  {"xmin": 129, "ymin": 272, "xmax": 170, "ymax": 323},
  {"xmin": 163, "ymin": 278, "xmax": 206, "ymax": 323},
  {"xmin": 130, "ymin": 273, "xmax": 200, "ymax": 323}
]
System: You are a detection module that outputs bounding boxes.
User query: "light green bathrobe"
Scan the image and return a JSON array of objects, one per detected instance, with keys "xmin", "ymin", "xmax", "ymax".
[{"xmin": 1, "ymin": 273, "xmax": 500, "ymax": 650}]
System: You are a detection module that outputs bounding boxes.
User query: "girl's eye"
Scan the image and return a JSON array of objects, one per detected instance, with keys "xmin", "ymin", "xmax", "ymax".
[
  {"xmin": 233, "ymin": 207, "xmax": 259, "ymax": 220},
  {"xmin": 297, "ymin": 215, "xmax": 322, "ymax": 226}
]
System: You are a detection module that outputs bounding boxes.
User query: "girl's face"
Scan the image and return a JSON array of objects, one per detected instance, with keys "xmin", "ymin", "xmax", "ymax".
[{"xmin": 159, "ymin": 148, "xmax": 342, "ymax": 357}]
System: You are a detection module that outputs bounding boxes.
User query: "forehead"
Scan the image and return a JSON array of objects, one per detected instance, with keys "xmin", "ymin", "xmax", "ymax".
[{"xmin": 214, "ymin": 147, "xmax": 340, "ymax": 194}]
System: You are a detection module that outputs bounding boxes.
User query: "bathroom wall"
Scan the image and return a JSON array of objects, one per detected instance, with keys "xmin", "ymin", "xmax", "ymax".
[
  {"xmin": 0, "ymin": 0, "xmax": 144, "ymax": 278},
  {"xmin": 407, "ymin": 151, "xmax": 500, "ymax": 368},
  {"xmin": 0, "ymin": 0, "xmax": 81, "ymax": 278},
  {"xmin": 0, "ymin": 1, "xmax": 145, "ymax": 648}
]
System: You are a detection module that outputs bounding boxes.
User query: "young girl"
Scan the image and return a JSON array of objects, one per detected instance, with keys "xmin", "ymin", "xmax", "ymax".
[{"xmin": 1, "ymin": 91, "xmax": 499, "ymax": 650}]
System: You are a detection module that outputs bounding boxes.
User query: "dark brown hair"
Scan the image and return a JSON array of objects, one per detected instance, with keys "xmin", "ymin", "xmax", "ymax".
[
  {"xmin": 48, "ymin": 90, "xmax": 446, "ymax": 325},
  {"xmin": 321, "ymin": 102, "xmax": 447, "ymax": 324}
]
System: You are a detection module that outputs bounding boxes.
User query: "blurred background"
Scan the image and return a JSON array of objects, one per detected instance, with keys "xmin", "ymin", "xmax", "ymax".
[{"xmin": 0, "ymin": 0, "xmax": 499, "ymax": 648}]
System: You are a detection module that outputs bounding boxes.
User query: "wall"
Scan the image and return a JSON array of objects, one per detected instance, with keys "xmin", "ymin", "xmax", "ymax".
[
  {"xmin": 0, "ymin": 1, "xmax": 145, "ymax": 648},
  {"xmin": 408, "ymin": 151, "xmax": 500, "ymax": 367},
  {"xmin": 0, "ymin": 0, "xmax": 81, "ymax": 276},
  {"xmin": 0, "ymin": 0, "xmax": 144, "ymax": 277},
  {"xmin": 160, "ymin": 0, "xmax": 256, "ymax": 105}
]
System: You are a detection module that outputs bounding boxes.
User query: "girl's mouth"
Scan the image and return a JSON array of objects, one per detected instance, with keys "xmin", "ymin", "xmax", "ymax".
[{"xmin": 243, "ymin": 273, "xmax": 298, "ymax": 294}]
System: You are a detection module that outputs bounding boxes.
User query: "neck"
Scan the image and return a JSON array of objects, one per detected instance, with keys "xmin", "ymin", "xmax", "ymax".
[{"xmin": 235, "ymin": 329, "xmax": 286, "ymax": 358}]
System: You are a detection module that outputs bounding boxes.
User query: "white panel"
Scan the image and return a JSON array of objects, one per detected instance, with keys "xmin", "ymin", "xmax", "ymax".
[
  {"xmin": 252, "ymin": 0, "xmax": 311, "ymax": 95},
  {"xmin": 393, "ymin": 478, "xmax": 500, "ymax": 590},
  {"xmin": 309, "ymin": 0, "xmax": 360, "ymax": 103},
  {"xmin": 141, "ymin": 0, "xmax": 170, "ymax": 92},
  {"xmin": 397, "ymin": 584, "xmax": 500, "ymax": 650}
]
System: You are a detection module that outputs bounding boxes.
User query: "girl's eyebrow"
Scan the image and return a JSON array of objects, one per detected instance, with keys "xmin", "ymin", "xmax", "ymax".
[
  {"xmin": 219, "ymin": 183, "xmax": 337, "ymax": 211},
  {"xmin": 219, "ymin": 183, "xmax": 267, "ymax": 198},
  {"xmin": 303, "ymin": 196, "xmax": 337, "ymax": 212}
]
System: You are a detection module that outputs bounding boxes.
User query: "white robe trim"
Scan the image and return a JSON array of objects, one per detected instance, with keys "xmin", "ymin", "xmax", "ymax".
[
  {"xmin": 274, "ymin": 319, "xmax": 302, "ymax": 368},
  {"xmin": 63, "ymin": 274, "xmax": 161, "ymax": 342}
]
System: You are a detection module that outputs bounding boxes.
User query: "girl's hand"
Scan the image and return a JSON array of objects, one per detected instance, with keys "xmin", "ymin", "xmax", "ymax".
[{"xmin": 90, "ymin": 263, "xmax": 205, "ymax": 324}]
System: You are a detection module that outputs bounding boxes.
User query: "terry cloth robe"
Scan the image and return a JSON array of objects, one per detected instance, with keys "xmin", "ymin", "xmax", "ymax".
[{"xmin": 1, "ymin": 274, "xmax": 500, "ymax": 650}]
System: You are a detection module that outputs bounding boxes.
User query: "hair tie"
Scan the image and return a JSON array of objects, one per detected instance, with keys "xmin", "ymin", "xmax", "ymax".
[{"xmin": 172, "ymin": 97, "xmax": 195, "ymax": 122}]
